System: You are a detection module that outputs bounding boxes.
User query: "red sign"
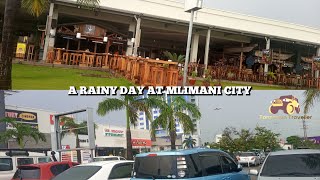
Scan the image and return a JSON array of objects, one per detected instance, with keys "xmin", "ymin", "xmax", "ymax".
[
  {"xmin": 50, "ymin": 115, "xmax": 65, "ymax": 126},
  {"xmin": 131, "ymin": 139, "xmax": 152, "ymax": 147}
]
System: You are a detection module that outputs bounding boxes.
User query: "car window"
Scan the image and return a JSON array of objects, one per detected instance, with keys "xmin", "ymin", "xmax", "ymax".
[
  {"xmin": 53, "ymin": 166, "xmax": 102, "ymax": 180},
  {"xmin": 199, "ymin": 153, "xmax": 223, "ymax": 176},
  {"xmin": 109, "ymin": 163, "xmax": 133, "ymax": 179},
  {"xmin": 13, "ymin": 167, "xmax": 40, "ymax": 179},
  {"xmin": 239, "ymin": 153, "xmax": 255, "ymax": 156},
  {"xmin": 0, "ymin": 158, "xmax": 13, "ymax": 171},
  {"xmin": 220, "ymin": 156, "xmax": 238, "ymax": 173},
  {"xmin": 17, "ymin": 158, "xmax": 34, "ymax": 166},
  {"xmin": 38, "ymin": 157, "xmax": 52, "ymax": 163},
  {"xmin": 94, "ymin": 157, "xmax": 118, "ymax": 162},
  {"xmin": 50, "ymin": 164, "xmax": 70, "ymax": 176},
  {"xmin": 120, "ymin": 157, "xmax": 126, "ymax": 160},
  {"xmin": 260, "ymin": 153, "xmax": 320, "ymax": 177}
]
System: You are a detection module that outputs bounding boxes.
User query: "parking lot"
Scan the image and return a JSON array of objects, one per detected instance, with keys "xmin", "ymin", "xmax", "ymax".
[{"xmin": 243, "ymin": 165, "xmax": 261, "ymax": 180}]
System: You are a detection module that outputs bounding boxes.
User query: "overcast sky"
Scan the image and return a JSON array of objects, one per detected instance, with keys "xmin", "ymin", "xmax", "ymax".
[
  {"xmin": 5, "ymin": 90, "xmax": 320, "ymax": 143},
  {"xmin": 177, "ymin": 0, "xmax": 320, "ymax": 29}
]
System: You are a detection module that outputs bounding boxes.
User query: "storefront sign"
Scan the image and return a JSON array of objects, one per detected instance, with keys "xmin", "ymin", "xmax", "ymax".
[
  {"xmin": 308, "ymin": 136, "xmax": 320, "ymax": 144},
  {"xmin": 132, "ymin": 139, "xmax": 152, "ymax": 147},
  {"xmin": 5, "ymin": 109, "xmax": 38, "ymax": 124},
  {"xmin": 104, "ymin": 128, "xmax": 125, "ymax": 137}
]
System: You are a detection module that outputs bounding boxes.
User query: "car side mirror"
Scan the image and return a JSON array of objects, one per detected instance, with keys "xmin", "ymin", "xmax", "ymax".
[{"xmin": 249, "ymin": 169, "xmax": 258, "ymax": 176}]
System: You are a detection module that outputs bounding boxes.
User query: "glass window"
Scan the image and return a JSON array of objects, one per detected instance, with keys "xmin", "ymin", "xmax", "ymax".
[
  {"xmin": 38, "ymin": 157, "xmax": 52, "ymax": 163},
  {"xmin": 53, "ymin": 166, "xmax": 102, "ymax": 180},
  {"xmin": 0, "ymin": 158, "xmax": 13, "ymax": 171},
  {"xmin": 140, "ymin": 123, "xmax": 144, "ymax": 126},
  {"xmin": 93, "ymin": 157, "xmax": 118, "ymax": 162},
  {"xmin": 109, "ymin": 163, "xmax": 133, "ymax": 179},
  {"xmin": 220, "ymin": 156, "xmax": 238, "ymax": 173},
  {"xmin": 260, "ymin": 153, "xmax": 320, "ymax": 177},
  {"xmin": 239, "ymin": 152, "xmax": 256, "ymax": 157},
  {"xmin": 13, "ymin": 167, "xmax": 40, "ymax": 179},
  {"xmin": 199, "ymin": 153, "xmax": 223, "ymax": 176},
  {"xmin": 50, "ymin": 164, "xmax": 70, "ymax": 176},
  {"xmin": 17, "ymin": 158, "xmax": 34, "ymax": 166},
  {"xmin": 120, "ymin": 157, "xmax": 126, "ymax": 160}
]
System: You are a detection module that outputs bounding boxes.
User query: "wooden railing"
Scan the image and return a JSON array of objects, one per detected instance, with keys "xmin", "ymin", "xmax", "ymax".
[{"xmin": 47, "ymin": 48, "xmax": 179, "ymax": 86}]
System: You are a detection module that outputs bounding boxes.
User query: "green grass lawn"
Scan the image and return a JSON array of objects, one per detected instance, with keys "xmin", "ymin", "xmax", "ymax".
[
  {"xmin": 12, "ymin": 64, "xmax": 133, "ymax": 90},
  {"xmin": 195, "ymin": 80, "xmax": 288, "ymax": 90}
]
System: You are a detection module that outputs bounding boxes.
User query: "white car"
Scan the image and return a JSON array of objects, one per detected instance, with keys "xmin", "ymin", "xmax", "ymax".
[
  {"xmin": 53, "ymin": 160, "xmax": 134, "ymax": 180},
  {"xmin": 237, "ymin": 152, "xmax": 260, "ymax": 166},
  {"xmin": 93, "ymin": 156, "xmax": 126, "ymax": 162},
  {"xmin": 249, "ymin": 149, "xmax": 320, "ymax": 180}
]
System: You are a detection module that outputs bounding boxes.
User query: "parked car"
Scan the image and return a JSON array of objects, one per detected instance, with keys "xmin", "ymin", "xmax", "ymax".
[
  {"xmin": 53, "ymin": 160, "xmax": 134, "ymax": 180},
  {"xmin": 132, "ymin": 148, "xmax": 250, "ymax": 180},
  {"xmin": 249, "ymin": 149, "xmax": 320, "ymax": 179},
  {"xmin": 238, "ymin": 152, "xmax": 260, "ymax": 166},
  {"xmin": 11, "ymin": 161, "xmax": 78, "ymax": 180},
  {"xmin": 93, "ymin": 155, "xmax": 126, "ymax": 162},
  {"xmin": 0, "ymin": 151, "xmax": 53, "ymax": 180}
]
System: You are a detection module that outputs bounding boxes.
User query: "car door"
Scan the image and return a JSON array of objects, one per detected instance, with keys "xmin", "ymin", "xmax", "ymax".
[
  {"xmin": 220, "ymin": 155, "xmax": 248, "ymax": 180},
  {"xmin": 108, "ymin": 163, "xmax": 133, "ymax": 180},
  {"xmin": 198, "ymin": 152, "xmax": 230, "ymax": 180}
]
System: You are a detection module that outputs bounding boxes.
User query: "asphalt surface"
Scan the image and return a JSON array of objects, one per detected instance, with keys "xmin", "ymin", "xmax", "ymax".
[{"xmin": 243, "ymin": 165, "xmax": 261, "ymax": 180}]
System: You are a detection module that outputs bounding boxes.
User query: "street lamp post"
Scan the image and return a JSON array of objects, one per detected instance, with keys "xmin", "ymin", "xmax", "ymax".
[{"xmin": 183, "ymin": 0, "xmax": 203, "ymax": 87}]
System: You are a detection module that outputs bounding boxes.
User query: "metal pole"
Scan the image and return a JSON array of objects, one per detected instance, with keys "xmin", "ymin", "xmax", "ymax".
[
  {"xmin": 183, "ymin": 10, "xmax": 195, "ymax": 87},
  {"xmin": 133, "ymin": 16, "xmax": 141, "ymax": 57},
  {"xmin": 204, "ymin": 28, "xmax": 211, "ymax": 71}
]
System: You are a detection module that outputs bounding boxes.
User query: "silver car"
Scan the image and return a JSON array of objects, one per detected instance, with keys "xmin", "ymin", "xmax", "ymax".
[{"xmin": 249, "ymin": 149, "xmax": 320, "ymax": 180}]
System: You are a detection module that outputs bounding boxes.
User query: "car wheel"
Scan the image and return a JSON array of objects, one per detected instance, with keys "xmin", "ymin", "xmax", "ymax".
[
  {"xmin": 296, "ymin": 106, "xmax": 300, "ymax": 113},
  {"xmin": 286, "ymin": 104, "xmax": 294, "ymax": 114},
  {"xmin": 269, "ymin": 106, "xmax": 278, "ymax": 114}
]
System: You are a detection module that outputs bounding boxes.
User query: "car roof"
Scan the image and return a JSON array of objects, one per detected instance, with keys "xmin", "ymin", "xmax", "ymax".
[
  {"xmin": 270, "ymin": 149, "xmax": 320, "ymax": 156},
  {"xmin": 18, "ymin": 161, "xmax": 74, "ymax": 168},
  {"xmin": 77, "ymin": 160, "xmax": 134, "ymax": 167},
  {"xmin": 136, "ymin": 148, "xmax": 224, "ymax": 157},
  {"xmin": 94, "ymin": 156, "xmax": 122, "ymax": 158}
]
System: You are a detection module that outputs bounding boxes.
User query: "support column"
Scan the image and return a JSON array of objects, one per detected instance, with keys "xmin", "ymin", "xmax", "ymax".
[
  {"xmin": 133, "ymin": 16, "xmax": 141, "ymax": 57},
  {"xmin": 42, "ymin": 3, "xmax": 58, "ymax": 61},
  {"xmin": 204, "ymin": 29, "xmax": 211, "ymax": 70},
  {"xmin": 190, "ymin": 33, "xmax": 199, "ymax": 63},
  {"xmin": 316, "ymin": 47, "xmax": 320, "ymax": 78},
  {"xmin": 126, "ymin": 21, "xmax": 136, "ymax": 56},
  {"xmin": 264, "ymin": 38, "xmax": 270, "ymax": 74}
]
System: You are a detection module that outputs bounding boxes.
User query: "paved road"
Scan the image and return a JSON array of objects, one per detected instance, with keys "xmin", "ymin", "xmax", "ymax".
[{"xmin": 243, "ymin": 165, "xmax": 261, "ymax": 180}]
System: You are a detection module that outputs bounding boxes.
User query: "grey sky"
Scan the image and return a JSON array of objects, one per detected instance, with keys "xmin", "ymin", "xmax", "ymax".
[
  {"xmin": 178, "ymin": 0, "xmax": 320, "ymax": 29},
  {"xmin": 5, "ymin": 90, "xmax": 320, "ymax": 143}
]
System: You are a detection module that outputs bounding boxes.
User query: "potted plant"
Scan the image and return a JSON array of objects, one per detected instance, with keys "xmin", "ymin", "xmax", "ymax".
[
  {"xmin": 267, "ymin": 71, "xmax": 276, "ymax": 84},
  {"xmin": 202, "ymin": 75, "xmax": 212, "ymax": 87},
  {"xmin": 188, "ymin": 71, "xmax": 197, "ymax": 86},
  {"xmin": 227, "ymin": 72, "xmax": 235, "ymax": 80}
]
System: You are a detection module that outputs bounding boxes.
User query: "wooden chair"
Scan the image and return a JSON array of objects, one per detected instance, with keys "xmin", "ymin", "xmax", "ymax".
[
  {"xmin": 96, "ymin": 56, "xmax": 103, "ymax": 67},
  {"xmin": 62, "ymin": 53, "xmax": 70, "ymax": 64},
  {"xmin": 27, "ymin": 45, "xmax": 34, "ymax": 61},
  {"xmin": 46, "ymin": 51, "xmax": 55, "ymax": 63},
  {"xmin": 86, "ymin": 55, "xmax": 95, "ymax": 67},
  {"xmin": 70, "ymin": 53, "xmax": 81, "ymax": 65}
]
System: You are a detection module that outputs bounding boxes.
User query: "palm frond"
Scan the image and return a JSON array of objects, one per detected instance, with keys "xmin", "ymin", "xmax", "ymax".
[
  {"xmin": 21, "ymin": 0, "xmax": 49, "ymax": 17},
  {"xmin": 163, "ymin": 51, "xmax": 174, "ymax": 60},
  {"xmin": 175, "ymin": 112, "xmax": 195, "ymax": 134},
  {"xmin": 303, "ymin": 89, "xmax": 320, "ymax": 113},
  {"xmin": 97, "ymin": 98, "xmax": 125, "ymax": 116}
]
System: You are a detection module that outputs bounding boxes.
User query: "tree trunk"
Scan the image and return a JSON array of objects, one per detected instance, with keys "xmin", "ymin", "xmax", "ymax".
[
  {"xmin": 0, "ymin": 0, "xmax": 21, "ymax": 89},
  {"xmin": 126, "ymin": 128, "xmax": 133, "ymax": 160},
  {"xmin": 76, "ymin": 135, "xmax": 82, "ymax": 163},
  {"xmin": 0, "ymin": 90, "xmax": 7, "ymax": 148},
  {"xmin": 170, "ymin": 130, "xmax": 177, "ymax": 150}
]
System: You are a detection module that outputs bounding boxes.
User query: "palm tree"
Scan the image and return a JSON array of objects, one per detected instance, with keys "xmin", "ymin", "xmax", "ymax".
[
  {"xmin": 303, "ymin": 89, "xmax": 320, "ymax": 114},
  {"xmin": 0, "ymin": 117, "xmax": 46, "ymax": 148},
  {"xmin": 151, "ymin": 96, "xmax": 201, "ymax": 150},
  {"xmin": 183, "ymin": 136, "xmax": 196, "ymax": 149},
  {"xmin": 97, "ymin": 95, "xmax": 159, "ymax": 160},
  {"xmin": 60, "ymin": 116, "xmax": 97, "ymax": 163},
  {"xmin": 163, "ymin": 51, "xmax": 185, "ymax": 64},
  {"xmin": 0, "ymin": 0, "xmax": 100, "ymax": 89}
]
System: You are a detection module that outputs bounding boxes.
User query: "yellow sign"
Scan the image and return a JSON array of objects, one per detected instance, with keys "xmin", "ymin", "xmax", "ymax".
[
  {"xmin": 16, "ymin": 43, "xmax": 26, "ymax": 57},
  {"xmin": 19, "ymin": 113, "xmax": 37, "ymax": 121}
]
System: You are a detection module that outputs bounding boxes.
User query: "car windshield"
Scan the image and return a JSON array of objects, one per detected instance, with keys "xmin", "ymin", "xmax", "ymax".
[
  {"xmin": 260, "ymin": 153, "xmax": 320, "ymax": 177},
  {"xmin": 93, "ymin": 157, "xmax": 118, "ymax": 162},
  {"xmin": 240, "ymin": 153, "xmax": 255, "ymax": 157},
  {"xmin": 134, "ymin": 155, "xmax": 200, "ymax": 179},
  {"xmin": 52, "ymin": 166, "xmax": 102, "ymax": 180},
  {"xmin": 13, "ymin": 167, "xmax": 40, "ymax": 179},
  {"xmin": 0, "ymin": 158, "xmax": 13, "ymax": 171}
]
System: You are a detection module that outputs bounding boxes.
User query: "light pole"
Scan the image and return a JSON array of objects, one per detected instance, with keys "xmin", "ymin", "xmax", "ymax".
[{"xmin": 183, "ymin": 0, "xmax": 203, "ymax": 86}]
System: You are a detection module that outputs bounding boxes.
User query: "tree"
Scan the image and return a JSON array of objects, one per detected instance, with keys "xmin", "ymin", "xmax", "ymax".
[
  {"xmin": 151, "ymin": 96, "xmax": 201, "ymax": 150},
  {"xmin": 163, "ymin": 51, "xmax": 185, "ymax": 64},
  {"xmin": 97, "ymin": 95, "xmax": 159, "ymax": 160},
  {"xmin": 254, "ymin": 126, "xmax": 280, "ymax": 151},
  {"xmin": 60, "ymin": 116, "xmax": 97, "ymax": 163},
  {"xmin": 303, "ymin": 89, "xmax": 320, "ymax": 114},
  {"xmin": 0, "ymin": 0, "xmax": 100, "ymax": 89},
  {"xmin": 286, "ymin": 135, "xmax": 303, "ymax": 149},
  {"xmin": 183, "ymin": 136, "xmax": 196, "ymax": 149},
  {"xmin": 0, "ymin": 118, "xmax": 46, "ymax": 148}
]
